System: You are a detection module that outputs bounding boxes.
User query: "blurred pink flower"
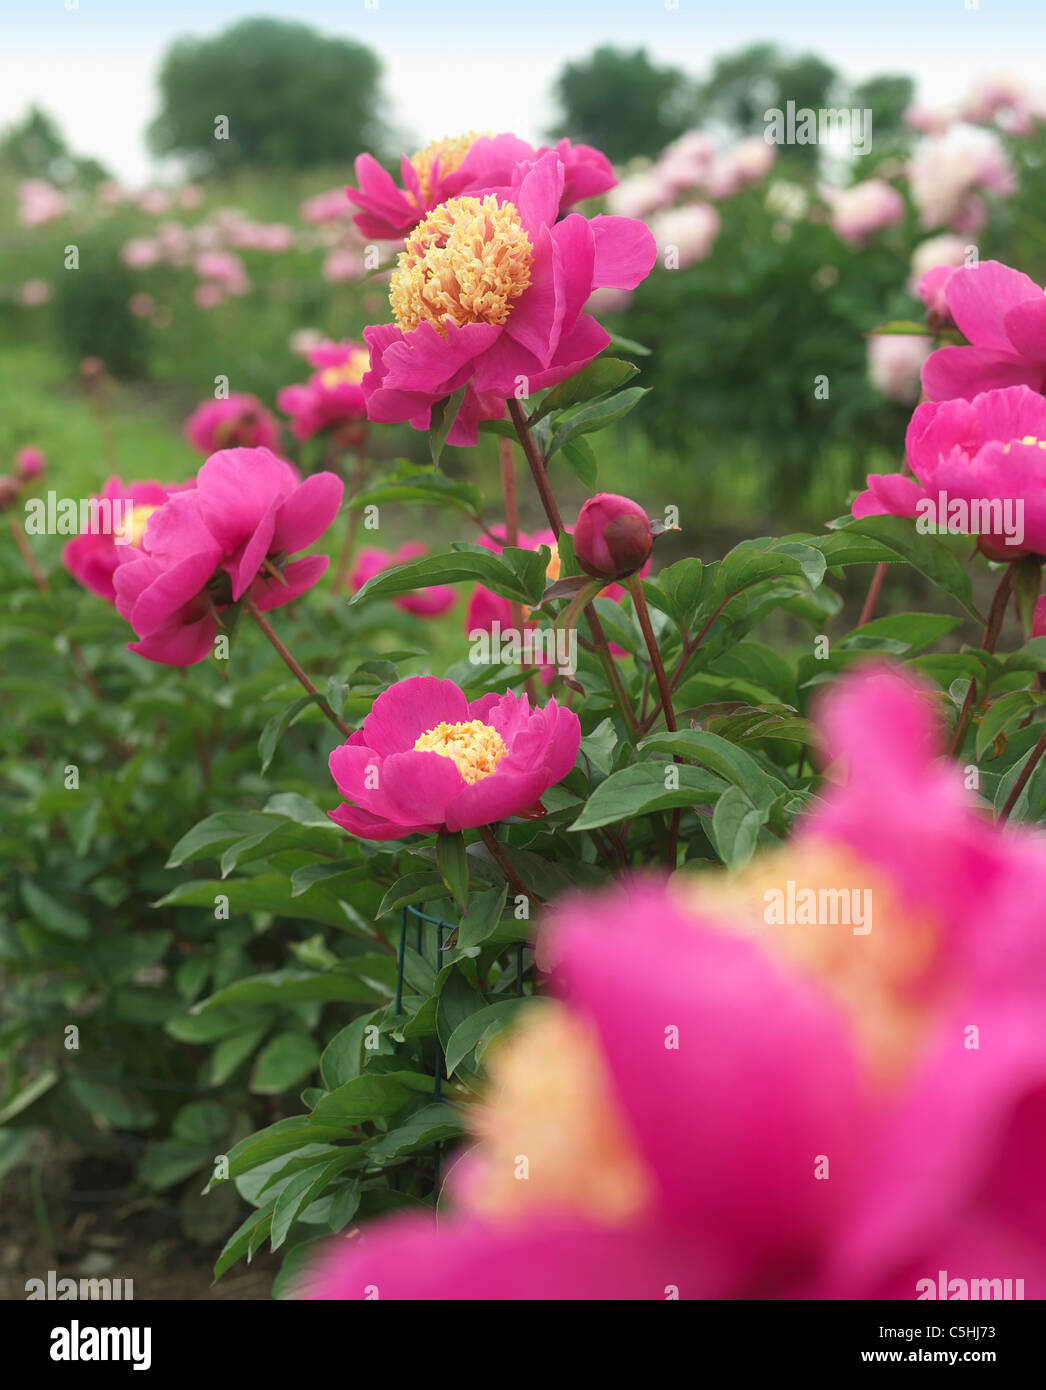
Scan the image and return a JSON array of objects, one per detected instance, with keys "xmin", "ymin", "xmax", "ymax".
[
  {"xmin": 908, "ymin": 131, "xmax": 1015, "ymax": 231},
  {"xmin": 867, "ymin": 333, "xmax": 932, "ymax": 403},
  {"xmin": 278, "ymin": 341, "xmax": 370, "ymax": 442},
  {"xmin": 322, "ymin": 246, "xmax": 365, "ymax": 283},
  {"xmin": 823, "ymin": 179, "xmax": 904, "ymax": 247},
  {"xmin": 15, "ymin": 447, "xmax": 45, "ymax": 481},
  {"xmin": 184, "ymin": 394, "xmax": 280, "ymax": 456},
  {"xmin": 19, "ymin": 279, "xmax": 51, "ymax": 307},
  {"xmin": 351, "ymin": 543, "xmax": 455, "ymax": 617},
  {"xmin": 18, "ymin": 179, "xmax": 68, "ymax": 227},
  {"xmin": 648, "ymin": 202, "xmax": 720, "ymax": 267}
]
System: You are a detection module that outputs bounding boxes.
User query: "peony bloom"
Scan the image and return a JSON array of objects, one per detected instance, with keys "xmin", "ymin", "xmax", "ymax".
[
  {"xmin": 19, "ymin": 280, "xmax": 51, "ymax": 307},
  {"xmin": 921, "ymin": 260, "xmax": 1046, "ymax": 403},
  {"xmin": 112, "ymin": 448, "xmax": 342, "ymax": 665},
  {"xmin": 605, "ymin": 168, "xmax": 675, "ymax": 220},
  {"xmin": 362, "ymin": 152, "xmax": 655, "ymax": 448},
  {"xmin": 17, "ymin": 179, "xmax": 68, "ymax": 227},
  {"xmin": 853, "ymin": 384, "xmax": 1046, "ymax": 555},
  {"xmin": 301, "ymin": 187, "xmax": 354, "ymax": 225},
  {"xmin": 347, "ymin": 133, "xmax": 616, "ymax": 241},
  {"xmin": 822, "ymin": 179, "xmax": 904, "ymax": 248},
  {"xmin": 647, "ymin": 203, "xmax": 719, "ymax": 268},
  {"xmin": 15, "ymin": 447, "xmax": 45, "ymax": 482},
  {"xmin": 184, "ymin": 394, "xmax": 280, "ymax": 456},
  {"xmin": 656, "ymin": 131, "xmax": 716, "ymax": 193},
  {"xmin": 908, "ymin": 131, "xmax": 1014, "ymax": 232},
  {"xmin": 327, "ymin": 676, "xmax": 580, "ymax": 840},
  {"xmin": 350, "ymin": 544, "xmax": 455, "ymax": 617},
  {"xmin": 703, "ymin": 136, "xmax": 776, "ymax": 199},
  {"xmin": 121, "ymin": 238, "xmax": 162, "ymax": 271},
  {"xmin": 194, "ymin": 250, "xmax": 249, "ymax": 297},
  {"xmin": 322, "ymin": 246, "xmax": 365, "ymax": 283},
  {"xmin": 277, "ymin": 341, "xmax": 370, "ymax": 442},
  {"xmin": 308, "ymin": 666, "xmax": 1046, "ymax": 1299},
  {"xmin": 62, "ymin": 477, "xmax": 175, "ymax": 604},
  {"xmin": 574, "ymin": 494, "xmax": 653, "ymax": 580},
  {"xmin": 867, "ymin": 334, "xmax": 932, "ymax": 404}
]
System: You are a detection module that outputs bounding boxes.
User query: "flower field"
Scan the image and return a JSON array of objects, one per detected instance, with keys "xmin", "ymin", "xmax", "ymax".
[{"xmin": 2, "ymin": 4, "xmax": 1046, "ymax": 1322}]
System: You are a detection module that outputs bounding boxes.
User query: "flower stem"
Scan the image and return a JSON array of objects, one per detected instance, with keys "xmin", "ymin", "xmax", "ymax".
[
  {"xmin": 333, "ymin": 437, "xmax": 368, "ymax": 593},
  {"xmin": 628, "ymin": 573, "xmax": 680, "ymax": 864},
  {"xmin": 949, "ymin": 563, "xmax": 1015, "ymax": 757},
  {"xmin": 245, "ymin": 594, "xmax": 351, "ymax": 738},
  {"xmin": 499, "ymin": 435, "xmax": 537, "ymax": 701},
  {"xmin": 506, "ymin": 398, "xmax": 639, "ymax": 738},
  {"xmin": 478, "ymin": 824, "xmax": 540, "ymax": 906},
  {"xmin": 999, "ymin": 722, "xmax": 1046, "ymax": 822},
  {"xmin": 857, "ymin": 561, "xmax": 887, "ymax": 627}
]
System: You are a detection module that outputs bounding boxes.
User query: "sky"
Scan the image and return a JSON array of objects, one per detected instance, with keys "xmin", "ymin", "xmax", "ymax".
[{"xmin": 2, "ymin": 0, "xmax": 1045, "ymax": 183}]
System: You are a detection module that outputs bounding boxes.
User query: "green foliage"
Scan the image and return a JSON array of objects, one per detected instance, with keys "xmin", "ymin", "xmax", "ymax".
[
  {"xmin": 148, "ymin": 18, "xmax": 388, "ymax": 171},
  {"xmin": 548, "ymin": 46, "xmax": 694, "ymax": 162}
]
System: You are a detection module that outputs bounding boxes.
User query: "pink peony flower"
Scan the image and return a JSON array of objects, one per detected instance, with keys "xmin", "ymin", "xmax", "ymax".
[
  {"xmin": 277, "ymin": 341, "xmax": 370, "ymax": 442},
  {"xmin": 322, "ymin": 246, "xmax": 365, "ymax": 283},
  {"xmin": 15, "ymin": 447, "xmax": 45, "ymax": 481},
  {"xmin": 177, "ymin": 184, "xmax": 204, "ymax": 210},
  {"xmin": 703, "ymin": 136, "xmax": 776, "ymax": 199},
  {"xmin": 18, "ymin": 179, "xmax": 68, "ymax": 227},
  {"xmin": 112, "ymin": 448, "xmax": 342, "ymax": 665},
  {"xmin": 647, "ymin": 202, "xmax": 719, "ymax": 268},
  {"xmin": 307, "ymin": 666, "xmax": 1046, "ymax": 1299},
  {"xmin": 129, "ymin": 292, "xmax": 155, "ymax": 319},
  {"xmin": 327, "ymin": 676, "xmax": 580, "ymax": 839},
  {"xmin": 194, "ymin": 282, "xmax": 225, "ymax": 310},
  {"xmin": 138, "ymin": 189, "xmax": 170, "ymax": 216},
  {"xmin": 867, "ymin": 333, "xmax": 932, "ymax": 404},
  {"xmin": 350, "ymin": 544, "xmax": 455, "ymax": 618},
  {"xmin": 184, "ymin": 394, "xmax": 281, "ymax": 456},
  {"xmin": 62, "ymin": 476, "xmax": 175, "ymax": 604},
  {"xmin": 922, "ymin": 260, "xmax": 1046, "ymax": 402},
  {"xmin": 121, "ymin": 238, "xmax": 162, "ymax": 271},
  {"xmin": 194, "ymin": 250, "xmax": 249, "ymax": 296},
  {"xmin": 656, "ymin": 131, "xmax": 716, "ymax": 192},
  {"xmin": 853, "ymin": 384, "xmax": 1046, "ymax": 555},
  {"xmin": 347, "ymin": 133, "xmax": 616, "ymax": 241},
  {"xmin": 823, "ymin": 179, "xmax": 905, "ymax": 248},
  {"xmin": 19, "ymin": 280, "xmax": 51, "ymax": 307},
  {"xmin": 301, "ymin": 187, "xmax": 354, "ymax": 225},
  {"xmin": 362, "ymin": 152, "xmax": 655, "ymax": 448},
  {"xmin": 908, "ymin": 132, "xmax": 1014, "ymax": 231}
]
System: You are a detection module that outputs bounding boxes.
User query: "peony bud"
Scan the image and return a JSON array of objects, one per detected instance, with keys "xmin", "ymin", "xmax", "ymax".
[
  {"xmin": 15, "ymin": 446, "xmax": 45, "ymax": 482},
  {"xmin": 0, "ymin": 475, "xmax": 20, "ymax": 509},
  {"xmin": 573, "ymin": 493, "xmax": 653, "ymax": 580}
]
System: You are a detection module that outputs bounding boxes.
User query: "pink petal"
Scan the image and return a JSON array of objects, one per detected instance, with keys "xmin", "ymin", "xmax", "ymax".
[
  {"xmin": 588, "ymin": 214, "xmax": 658, "ymax": 290},
  {"xmin": 362, "ymin": 676, "xmax": 469, "ymax": 756},
  {"xmin": 271, "ymin": 471, "xmax": 344, "ymax": 555},
  {"xmin": 945, "ymin": 260, "xmax": 1041, "ymax": 353}
]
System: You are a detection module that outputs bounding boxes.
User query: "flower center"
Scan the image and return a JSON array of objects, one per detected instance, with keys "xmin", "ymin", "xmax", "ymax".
[
  {"xmin": 413, "ymin": 718, "xmax": 509, "ymax": 784},
  {"xmin": 408, "ymin": 131, "xmax": 485, "ymax": 205},
  {"xmin": 466, "ymin": 1001, "xmax": 654, "ymax": 1225},
  {"xmin": 319, "ymin": 347, "xmax": 370, "ymax": 390},
  {"xmin": 127, "ymin": 504, "xmax": 159, "ymax": 548},
  {"xmin": 671, "ymin": 841, "xmax": 940, "ymax": 1087},
  {"xmin": 389, "ymin": 195, "xmax": 533, "ymax": 337}
]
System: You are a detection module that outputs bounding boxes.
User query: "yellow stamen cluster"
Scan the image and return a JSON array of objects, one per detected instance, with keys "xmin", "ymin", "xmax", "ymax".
[
  {"xmin": 467, "ymin": 1001, "xmax": 653, "ymax": 1225},
  {"xmin": 319, "ymin": 347, "xmax": 370, "ymax": 391},
  {"xmin": 671, "ymin": 842, "xmax": 939, "ymax": 1087},
  {"xmin": 389, "ymin": 195, "xmax": 533, "ymax": 337},
  {"xmin": 1003, "ymin": 435, "xmax": 1046, "ymax": 453},
  {"xmin": 408, "ymin": 131, "xmax": 486, "ymax": 205},
  {"xmin": 413, "ymin": 718, "xmax": 508, "ymax": 784},
  {"xmin": 127, "ymin": 504, "xmax": 159, "ymax": 548}
]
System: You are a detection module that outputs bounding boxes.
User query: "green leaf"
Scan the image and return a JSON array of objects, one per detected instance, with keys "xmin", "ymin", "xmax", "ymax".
[
  {"xmin": 67, "ymin": 1075, "xmax": 155, "ymax": 1130},
  {"xmin": 214, "ymin": 1201, "xmax": 276, "ymax": 1280},
  {"xmin": 0, "ymin": 1069, "xmax": 59, "ymax": 1125},
  {"xmin": 349, "ymin": 460, "xmax": 482, "ymax": 520},
  {"xmin": 638, "ymin": 728, "xmax": 780, "ymax": 806},
  {"xmin": 309, "ymin": 1072, "xmax": 431, "ymax": 1127},
  {"xmin": 527, "ymin": 357, "xmax": 638, "ymax": 425},
  {"xmin": 20, "ymin": 880, "xmax": 89, "ymax": 939},
  {"xmin": 444, "ymin": 999, "xmax": 528, "ymax": 1076},
  {"xmin": 270, "ymin": 1153, "xmax": 359, "ymax": 1251},
  {"xmin": 826, "ymin": 516, "xmax": 980, "ymax": 620},
  {"xmin": 457, "ymin": 883, "xmax": 508, "ymax": 950},
  {"xmin": 976, "ymin": 691, "xmax": 1040, "ymax": 760},
  {"xmin": 366, "ymin": 1104, "xmax": 462, "ymax": 1161},
  {"xmin": 139, "ymin": 1139, "xmax": 211, "ymax": 1191},
  {"xmin": 570, "ymin": 762, "xmax": 727, "ymax": 831},
  {"xmin": 0, "ymin": 1128, "xmax": 33, "ymax": 1183},
  {"xmin": 258, "ymin": 696, "xmax": 322, "ymax": 774},
  {"xmin": 197, "ymin": 970, "xmax": 378, "ymax": 1013},
  {"xmin": 546, "ymin": 387, "xmax": 650, "ymax": 460},
  {"xmin": 377, "ymin": 872, "xmax": 447, "ymax": 916},
  {"xmin": 561, "ymin": 435, "xmax": 599, "ymax": 490},
  {"xmin": 429, "ymin": 386, "xmax": 467, "ymax": 464},
  {"xmin": 839, "ymin": 612, "xmax": 962, "ymax": 657},
  {"xmin": 709, "ymin": 786, "xmax": 768, "ymax": 870},
  {"xmin": 867, "ymin": 319, "xmax": 934, "ymax": 336},
  {"xmin": 349, "ymin": 543, "xmax": 546, "ymax": 608},
  {"xmin": 436, "ymin": 967, "xmax": 486, "ymax": 1055},
  {"xmin": 320, "ymin": 1010, "xmax": 383, "ymax": 1089},
  {"xmin": 251, "ymin": 1033, "xmax": 321, "ymax": 1096},
  {"xmin": 436, "ymin": 832, "xmax": 469, "ymax": 910},
  {"xmin": 154, "ymin": 877, "xmax": 367, "ymax": 934}
]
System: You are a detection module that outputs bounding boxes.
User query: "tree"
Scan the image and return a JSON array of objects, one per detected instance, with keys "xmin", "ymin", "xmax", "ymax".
[
  {"xmin": 148, "ymin": 18, "xmax": 388, "ymax": 172},
  {"xmin": 548, "ymin": 47, "xmax": 694, "ymax": 163},
  {"xmin": 852, "ymin": 75, "xmax": 916, "ymax": 143},
  {"xmin": 0, "ymin": 105, "xmax": 68, "ymax": 178}
]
